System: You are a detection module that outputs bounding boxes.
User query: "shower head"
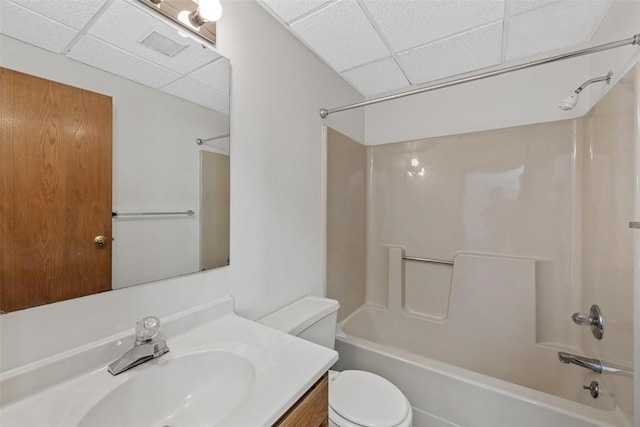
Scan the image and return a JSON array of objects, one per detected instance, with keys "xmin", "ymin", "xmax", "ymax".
[
  {"xmin": 558, "ymin": 92, "xmax": 579, "ymax": 110},
  {"xmin": 558, "ymin": 71, "xmax": 613, "ymax": 111}
]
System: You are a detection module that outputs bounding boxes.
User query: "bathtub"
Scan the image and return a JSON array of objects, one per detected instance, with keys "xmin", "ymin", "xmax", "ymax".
[{"xmin": 333, "ymin": 304, "xmax": 632, "ymax": 427}]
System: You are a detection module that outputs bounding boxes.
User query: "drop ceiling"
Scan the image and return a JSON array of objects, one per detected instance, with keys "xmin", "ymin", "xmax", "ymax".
[
  {"xmin": 0, "ymin": 0, "xmax": 229, "ymax": 114},
  {"xmin": 259, "ymin": 0, "xmax": 613, "ymax": 97}
]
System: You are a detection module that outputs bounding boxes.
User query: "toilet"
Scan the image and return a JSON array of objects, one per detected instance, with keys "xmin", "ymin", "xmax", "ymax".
[{"xmin": 259, "ymin": 296, "xmax": 413, "ymax": 427}]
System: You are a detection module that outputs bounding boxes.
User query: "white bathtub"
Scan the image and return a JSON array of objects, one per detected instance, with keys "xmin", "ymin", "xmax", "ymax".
[{"xmin": 333, "ymin": 305, "xmax": 632, "ymax": 427}]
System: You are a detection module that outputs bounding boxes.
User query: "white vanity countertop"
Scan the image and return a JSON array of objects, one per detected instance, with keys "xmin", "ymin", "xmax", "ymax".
[{"xmin": 0, "ymin": 299, "xmax": 338, "ymax": 427}]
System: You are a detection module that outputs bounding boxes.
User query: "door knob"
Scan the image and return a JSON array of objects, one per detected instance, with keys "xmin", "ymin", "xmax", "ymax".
[{"xmin": 94, "ymin": 235, "xmax": 107, "ymax": 248}]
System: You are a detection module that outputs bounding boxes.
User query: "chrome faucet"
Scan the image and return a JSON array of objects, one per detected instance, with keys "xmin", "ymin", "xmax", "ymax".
[
  {"xmin": 558, "ymin": 352, "xmax": 602, "ymax": 373},
  {"xmin": 571, "ymin": 304, "xmax": 604, "ymax": 340},
  {"xmin": 558, "ymin": 351, "xmax": 633, "ymax": 377},
  {"xmin": 108, "ymin": 316, "xmax": 169, "ymax": 376}
]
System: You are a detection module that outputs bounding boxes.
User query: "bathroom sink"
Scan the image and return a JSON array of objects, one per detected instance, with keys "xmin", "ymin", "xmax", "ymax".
[
  {"xmin": 0, "ymin": 302, "xmax": 338, "ymax": 427},
  {"xmin": 78, "ymin": 350, "xmax": 255, "ymax": 427}
]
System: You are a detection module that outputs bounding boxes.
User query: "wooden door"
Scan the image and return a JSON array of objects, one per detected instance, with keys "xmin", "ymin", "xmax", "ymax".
[{"xmin": 0, "ymin": 67, "xmax": 113, "ymax": 312}]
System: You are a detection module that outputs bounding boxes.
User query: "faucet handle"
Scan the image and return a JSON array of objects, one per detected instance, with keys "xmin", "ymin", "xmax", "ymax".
[
  {"xmin": 571, "ymin": 305, "xmax": 604, "ymax": 340},
  {"xmin": 571, "ymin": 312, "xmax": 590, "ymax": 325},
  {"xmin": 135, "ymin": 316, "xmax": 161, "ymax": 343}
]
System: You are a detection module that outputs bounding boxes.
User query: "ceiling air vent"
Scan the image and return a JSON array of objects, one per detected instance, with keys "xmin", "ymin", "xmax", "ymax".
[{"xmin": 139, "ymin": 31, "xmax": 187, "ymax": 57}]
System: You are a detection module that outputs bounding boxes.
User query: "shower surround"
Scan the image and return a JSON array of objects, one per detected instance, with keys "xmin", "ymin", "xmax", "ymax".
[{"xmin": 325, "ymin": 66, "xmax": 637, "ymax": 425}]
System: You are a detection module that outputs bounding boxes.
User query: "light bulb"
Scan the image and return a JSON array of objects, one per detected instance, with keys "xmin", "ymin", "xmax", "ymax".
[{"xmin": 197, "ymin": 0, "xmax": 222, "ymax": 22}]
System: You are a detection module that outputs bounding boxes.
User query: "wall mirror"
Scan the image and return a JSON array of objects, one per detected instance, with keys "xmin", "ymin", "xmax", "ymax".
[{"xmin": 0, "ymin": 0, "xmax": 230, "ymax": 313}]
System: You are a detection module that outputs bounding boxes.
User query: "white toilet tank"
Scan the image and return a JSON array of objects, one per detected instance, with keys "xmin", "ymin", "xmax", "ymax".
[{"xmin": 259, "ymin": 296, "xmax": 339, "ymax": 349}]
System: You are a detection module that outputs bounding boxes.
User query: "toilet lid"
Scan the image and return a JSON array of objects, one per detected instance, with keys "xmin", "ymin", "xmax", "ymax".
[{"xmin": 329, "ymin": 370, "xmax": 409, "ymax": 427}]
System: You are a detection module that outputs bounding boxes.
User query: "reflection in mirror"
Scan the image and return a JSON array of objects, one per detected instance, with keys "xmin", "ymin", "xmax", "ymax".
[{"xmin": 0, "ymin": 0, "xmax": 230, "ymax": 312}]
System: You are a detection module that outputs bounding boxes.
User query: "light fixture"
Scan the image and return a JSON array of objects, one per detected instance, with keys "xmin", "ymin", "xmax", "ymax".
[
  {"xmin": 558, "ymin": 71, "xmax": 613, "ymax": 111},
  {"xmin": 189, "ymin": 0, "xmax": 222, "ymax": 27},
  {"xmin": 178, "ymin": 10, "xmax": 198, "ymax": 30},
  {"xmin": 137, "ymin": 0, "xmax": 218, "ymax": 45}
]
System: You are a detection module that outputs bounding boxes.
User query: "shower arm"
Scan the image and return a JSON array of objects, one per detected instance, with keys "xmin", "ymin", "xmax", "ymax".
[{"xmin": 574, "ymin": 71, "xmax": 613, "ymax": 94}]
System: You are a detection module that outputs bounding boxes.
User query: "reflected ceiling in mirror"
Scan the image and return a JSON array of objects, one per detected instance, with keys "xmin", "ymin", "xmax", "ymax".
[
  {"xmin": 0, "ymin": 0, "xmax": 230, "ymax": 312},
  {"xmin": 1, "ymin": 0, "xmax": 229, "ymax": 112}
]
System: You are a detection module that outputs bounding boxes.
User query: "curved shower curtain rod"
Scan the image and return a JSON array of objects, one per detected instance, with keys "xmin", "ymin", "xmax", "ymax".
[{"xmin": 319, "ymin": 33, "xmax": 640, "ymax": 119}]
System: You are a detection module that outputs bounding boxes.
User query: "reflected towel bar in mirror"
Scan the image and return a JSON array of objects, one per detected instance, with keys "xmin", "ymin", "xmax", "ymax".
[
  {"xmin": 402, "ymin": 255, "xmax": 453, "ymax": 266},
  {"xmin": 112, "ymin": 210, "xmax": 195, "ymax": 217}
]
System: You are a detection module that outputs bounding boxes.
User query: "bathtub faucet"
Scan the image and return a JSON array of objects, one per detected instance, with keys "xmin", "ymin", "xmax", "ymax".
[
  {"xmin": 558, "ymin": 352, "xmax": 602, "ymax": 373},
  {"xmin": 558, "ymin": 352, "xmax": 633, "ymax": 377}
]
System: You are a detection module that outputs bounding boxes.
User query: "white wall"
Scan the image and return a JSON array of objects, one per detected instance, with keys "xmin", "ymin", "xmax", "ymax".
[
  {"xmin": 215, "ymin": 0, "xmax": 364, "ymax": 319},
  {"xmin": 0, "ymin": 0, "xmax": 363, "ymax": 371}
]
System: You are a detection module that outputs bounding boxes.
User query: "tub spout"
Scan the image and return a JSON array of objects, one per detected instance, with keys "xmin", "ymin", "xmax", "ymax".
[
  {"xmin": 558, "ymin": 351, "xmax": 633, "ymax": 377},
  {"xmin": 558, "ymin": 352, "xmax": 602, "ymax": 373}
]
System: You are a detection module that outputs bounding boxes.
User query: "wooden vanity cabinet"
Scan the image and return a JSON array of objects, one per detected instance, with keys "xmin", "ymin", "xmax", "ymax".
[{"xmin": 274, "ymin": 373, "xmax": 328, "ymax": 427}]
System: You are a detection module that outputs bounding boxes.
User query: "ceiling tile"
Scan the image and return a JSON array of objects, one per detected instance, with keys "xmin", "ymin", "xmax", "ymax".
[
  {"xmin": 188, "ymin": 58, "xmax": 230, "ymax": 95},
  {"xmin": 0, "ymin": 0, "xmax": 78, "ymax": 53},
  {"xmin": 506, "ymin": 0, "xmax": 611, "ymax": 61},
  {"xmin": 66, "ymin": 35, "xmax": 180, "ymax": 89},
  {"xmin": 261, "ymin": 0, "xmax": 332, "ymax": 23},
  {"xmin": 398, "ymin": 22, "xmax": 503, "ymax": 85},
  {"xmin": 87, "ymin": 1, "xmax": 219, "ymax": 75},
  {"xmin": 363, "ymin": 0, "xmax": 505, "ymax": 52},
  {"xmin": 342, "ymin": 58, "xmax": 410, "ymax": 96},
  {"xmin": 162, "ymin": 77, "xmax": 229, "ymax": 112},
  {"xmin": 7, "ymin": 0, "xmax": 108, "ymax": 30},
  {"xmin": 290, "ymin": 0, "xmax": 389, "ymax": 72},
  {"xmin": 508, "ymin": 0, "xmax": 560, "ymax": 16}
]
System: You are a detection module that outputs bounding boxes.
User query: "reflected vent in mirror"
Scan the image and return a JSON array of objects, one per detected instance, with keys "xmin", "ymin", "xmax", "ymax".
[{"xmin": 139, "ymin": 31, "xmax": 187, "ymax": 57}]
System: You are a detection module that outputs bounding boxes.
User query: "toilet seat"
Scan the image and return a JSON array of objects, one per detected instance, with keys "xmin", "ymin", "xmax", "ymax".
[{"xmin": 328, "ymin": 370, "xmax": 411, "ymax": 427}]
